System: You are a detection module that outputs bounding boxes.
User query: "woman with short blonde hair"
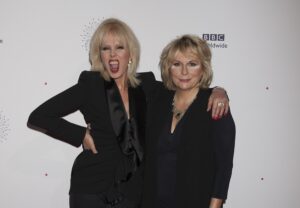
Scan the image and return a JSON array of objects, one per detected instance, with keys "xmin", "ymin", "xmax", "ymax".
[
  {"xmin": 160, "ymin": 34, "xmax": 213, "ymax": 90},
  {"xmin": 89, "ymin": 18, "xmax": 140, "ymax": 87},
  {"xmin": 142, "ymin": 34, "xmax": 235, "ymax": 208}
]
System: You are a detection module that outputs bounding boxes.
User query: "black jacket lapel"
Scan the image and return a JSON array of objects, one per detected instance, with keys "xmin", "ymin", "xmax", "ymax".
[
  {"xmin": 104, "ymin": 80, "xmax": 127, "ymax": 137},
  {"xmin": 105, "ymin": 81, "xmax": 146, "ymax": 182}
]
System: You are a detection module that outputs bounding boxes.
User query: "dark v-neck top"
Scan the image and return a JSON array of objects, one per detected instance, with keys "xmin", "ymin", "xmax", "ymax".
[
  {"xmin": 144, "ymin": 90, "xmax": 235, "ymax": 208},
  {"xmin": 157, "ymin": 113, "xmax": 186, "ymax": 208}
]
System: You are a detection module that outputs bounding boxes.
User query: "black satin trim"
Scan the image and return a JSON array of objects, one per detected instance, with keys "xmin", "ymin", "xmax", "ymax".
[{"xmin": 104, "ymin": 81, "xmax": 144, "ymax": 183}]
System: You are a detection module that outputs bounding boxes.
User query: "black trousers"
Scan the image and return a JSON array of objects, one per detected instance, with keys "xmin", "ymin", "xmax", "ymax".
[{"xmin": 69, "ymin": 193, "xmax": 138, "ymax": 208}]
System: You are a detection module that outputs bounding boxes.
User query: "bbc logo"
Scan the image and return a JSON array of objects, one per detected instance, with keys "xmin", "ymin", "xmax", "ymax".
[{"xmin": 202, "ymin": 34, "xmax": 225, "ymax": 41}]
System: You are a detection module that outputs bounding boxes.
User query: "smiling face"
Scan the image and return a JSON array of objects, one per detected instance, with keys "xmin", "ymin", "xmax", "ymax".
[
  {"xmin": 100, "ymin": 33, "xmax": 131, "ymax": 84},
  {"xmin": 170, "ymin": 50, "xmax": 203, "ymax": 92}
]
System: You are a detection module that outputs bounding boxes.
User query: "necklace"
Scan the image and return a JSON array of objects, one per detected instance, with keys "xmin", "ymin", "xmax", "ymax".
[
  {"xmin": 172, "ymin": 103, "xmax": 184, "ymax": 120},
  {"xmin": 172, "ymin": 92, "xmax": 197, "ymax": 121}
]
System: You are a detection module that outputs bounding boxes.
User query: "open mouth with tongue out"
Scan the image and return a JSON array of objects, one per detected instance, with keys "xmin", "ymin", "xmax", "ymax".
[{"xmin": 109, "ymin": 60, "xmax": 119, "ymax": 73}]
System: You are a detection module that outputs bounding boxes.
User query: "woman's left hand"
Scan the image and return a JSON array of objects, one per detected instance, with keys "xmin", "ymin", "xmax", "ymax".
[
  {"xmin": 209, "ymin": 197, "xmax": 223, "ymax": 208},
  {"xmin": 207, "ymin": 87, "xmax": 229, "ymax": 119}
]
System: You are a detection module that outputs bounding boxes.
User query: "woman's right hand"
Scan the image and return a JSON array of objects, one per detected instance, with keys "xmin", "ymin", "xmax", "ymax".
[{"xmin": 83, "ymin": 124, "xmax": 98, "ymax": 154}]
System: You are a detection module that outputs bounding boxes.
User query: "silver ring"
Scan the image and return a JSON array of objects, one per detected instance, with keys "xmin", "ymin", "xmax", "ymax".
[{"xmin": 217, "ymin": 102, "xmax": 224, "ymax": 107}]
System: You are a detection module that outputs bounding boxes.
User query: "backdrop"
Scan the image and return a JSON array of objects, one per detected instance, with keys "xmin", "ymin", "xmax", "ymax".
[{"xmin": 1, "ymin": 0, "xmax": 299, "ymax": 207}]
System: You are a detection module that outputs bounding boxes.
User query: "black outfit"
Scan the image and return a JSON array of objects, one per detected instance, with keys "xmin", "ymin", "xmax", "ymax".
[
  {"xmin": 142, "ymin": 84, "xmax": 235, "ymax": 208},
  {"xmin": 69, "ymin": 193, "xmax": 137, "ymax": 208},
  {"xmin": 156, "ymin": 117, "xmax": 184, "ymax": 208},
  {"xmin": 27, "ymin": 71, "xmax": 155, "ymax": 207}
]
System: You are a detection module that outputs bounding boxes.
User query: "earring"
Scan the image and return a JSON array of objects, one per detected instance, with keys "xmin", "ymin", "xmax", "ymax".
[{"xmin": 128, "ymin": 60, "xmax": 132, "ymax": 64}]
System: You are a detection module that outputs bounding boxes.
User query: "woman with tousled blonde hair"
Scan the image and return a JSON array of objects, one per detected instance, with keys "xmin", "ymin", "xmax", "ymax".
[
  {"xmin": 160, "ymin": 34, "xmax": 213, "ymax": 90},
  {"xmin": 142, "ymin": 34, "xmax": 235, "ymax": 208},
  {"xmin": 89, "ymin": 18, "xmax": 141, "ymax": 87}
]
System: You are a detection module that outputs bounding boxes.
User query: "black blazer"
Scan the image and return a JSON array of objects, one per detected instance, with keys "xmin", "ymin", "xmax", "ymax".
[
  {"xmin": 27, "ymin": 71, "xmax": 155, "ymax": 199},
  {"xmin": 142, "ymin": 84, "xmax": 235, "ymax": 208}
]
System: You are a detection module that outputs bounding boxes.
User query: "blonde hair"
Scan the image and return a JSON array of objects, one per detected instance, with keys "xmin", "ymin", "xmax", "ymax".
[
  {"xmin": 89, "ymin": 18, "xmax": 140, "ymax": 87},
  {"xmin": 160, "ymin": 34, "xmax": 213, "ymax": 90}
]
